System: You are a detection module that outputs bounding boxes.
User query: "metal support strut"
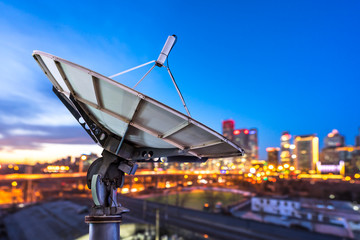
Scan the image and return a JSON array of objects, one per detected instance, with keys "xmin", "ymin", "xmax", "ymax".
[
  {"xmin": 85, "ymin": 150, "xmax": 138, "ymax": 240},
  {"xmin": 108, "ymin": 35, "xmax": 191, "ymax": 117}
]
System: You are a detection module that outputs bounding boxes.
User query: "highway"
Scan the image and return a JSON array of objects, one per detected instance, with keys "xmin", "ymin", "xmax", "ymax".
[
  {"xmin": 0, "ymin": 170, "xmax": 214, "ymax": 182},
  {"xmin": 121, "ymin": 196, "xmax": 343, "ymax": 240},
  {"xmin": 0, "ymin": 172, "xmax": 86, "ymax": 181}
]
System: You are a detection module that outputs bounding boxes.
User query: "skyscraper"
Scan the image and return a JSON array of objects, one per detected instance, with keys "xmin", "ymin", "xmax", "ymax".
[
  {"xmin": 336, "ymin": 146, "xmax": 359, "ymax": 176},
  {"xmin": 320, "ymin": 130, "xmax": 344, "ymax": 165},
  {"xmin": 267, "ymin": 147, "xmax": 280, "ymax": 167},
  {"xmin": 233, "ymin": 129, "xmax": 249, "ymax": 149},
  {"xmin": 223, "ymin": 120, "xmax": 258, "ymax": 160},
  {"xmin": 356, "ymin": 128, "xmax": 360, "ymax": 147},
  {"xmin": 249, "ymin": 128, "xmax": 259, "ymax": 160},
  {"xmin": 280, "ymin": 131, "xmax": 292, "ymax": 164},
  {"xmin": 320, "ymin": 148, "xmax": 339, "ymax": 165},
  {"xmin": 294, "ymin": 135, "xmax": 319, "ymax": 172},
  {"xmin": 222, "ymin": 120, "xmax": 235, "ymax": 141},
  {"xmin": 233, "ymin": 128, "xmax": 257, "ymax": 160},
  {"xmin": 324, "ymin": 129, "xmax": 345, "ymax": 148}
]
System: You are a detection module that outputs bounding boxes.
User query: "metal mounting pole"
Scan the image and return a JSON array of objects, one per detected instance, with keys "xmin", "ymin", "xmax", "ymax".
[
  {"xmin": 85, "ymin": 151, "xmax": 138, "ymax": 240},
  {"xmin": 86, "ymin": 216, "xmax": 122, "ymax": 240},
  {"xmin": 155, "ymin": 208, "xmax": 160, "ymax": 240}
]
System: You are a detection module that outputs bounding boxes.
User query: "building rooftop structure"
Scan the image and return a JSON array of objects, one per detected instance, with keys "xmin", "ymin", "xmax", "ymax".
[{"xmin": 3, "ymin": 201, "xmax": 89, "ymax": 240}]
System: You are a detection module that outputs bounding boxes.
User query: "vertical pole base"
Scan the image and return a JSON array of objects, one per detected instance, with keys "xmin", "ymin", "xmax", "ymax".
[{"xmin": 85, "ymin": 215, "xmax": 122, "ymax": 240}]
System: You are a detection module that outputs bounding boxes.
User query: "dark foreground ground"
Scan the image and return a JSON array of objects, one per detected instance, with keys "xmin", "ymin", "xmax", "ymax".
[{"xmin": 0, "ymin": 196, "xmax": 348, "ymax": 240}]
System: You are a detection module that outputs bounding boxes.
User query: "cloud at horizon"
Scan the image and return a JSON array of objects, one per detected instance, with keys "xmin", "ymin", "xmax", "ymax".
[{"xmin": 0, "ymin": 3, "xmax": 122, "ymax": 162}]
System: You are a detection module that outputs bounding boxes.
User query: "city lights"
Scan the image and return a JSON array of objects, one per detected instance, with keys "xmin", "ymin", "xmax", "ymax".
[
  {"xmin": 0, "ymin": 118, "xmax": 358, "ymax": 233},
  {"xmin": 45, "ymin": 165, "xmax": 70, "ymax": 173}
]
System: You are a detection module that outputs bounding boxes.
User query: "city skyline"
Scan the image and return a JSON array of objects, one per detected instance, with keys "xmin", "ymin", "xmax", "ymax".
[{"xmin": 0, "ymin": 1, "xmax": 359, "ymax": 163}]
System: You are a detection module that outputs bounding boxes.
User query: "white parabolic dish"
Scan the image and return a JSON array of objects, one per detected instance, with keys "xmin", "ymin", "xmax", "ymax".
[{"xmin": 33, "ymin": 51, "xmax": 244, "ymax": 161}]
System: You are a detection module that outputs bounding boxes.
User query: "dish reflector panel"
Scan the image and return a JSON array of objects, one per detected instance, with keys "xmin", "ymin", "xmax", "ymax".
[{"xmin": 33, "ymin": 51, "xmax": 244, "ymax": 161}]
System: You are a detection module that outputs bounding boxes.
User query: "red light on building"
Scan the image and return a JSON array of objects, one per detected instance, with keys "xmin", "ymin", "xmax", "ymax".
[
  {"xmin": 233, "ymin": 130, "xmax": 240, "ymax": 135},
  {"xmin": 281, "ymin": 132, "xmax": 291, "ymax": 141},
  {"xmin": 222, "ymin": 120, "xmax": 235, "ymax": 129},
  {"xmin": 244, "ymin": 129, "xmax": 249, "ymax": 134}
]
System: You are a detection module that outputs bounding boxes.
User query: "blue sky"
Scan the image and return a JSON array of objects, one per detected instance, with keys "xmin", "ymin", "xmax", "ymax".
[{"xmin": 0, "ymin": 1, "xmax": 359, "ymax": 163}]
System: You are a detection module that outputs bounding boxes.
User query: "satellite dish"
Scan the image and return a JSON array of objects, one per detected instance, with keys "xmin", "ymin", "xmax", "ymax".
[
  {"xmin": 32, "ymin": 38, "xmax": 244, "ymax": 163},
  {"xmin": 32, "ymin": 36, "xmax": 246, "ymax": 240}
]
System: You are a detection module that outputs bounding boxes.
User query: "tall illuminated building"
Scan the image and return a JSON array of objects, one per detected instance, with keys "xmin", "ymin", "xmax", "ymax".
[
  {"xmin": 223, "ymin": 120, "xmax": 258, "ymax": 160},
  {"xmin": 324, "ymin": 129, "xmax": 345, "ymax": 148},
  {"xmin": 320, "ymin": 148, "xmax": 339, "ymax": 165},
  {"xmin": 222, "ymin": 119, "xmax": 235, "ymax": 141},
  {"xmin": 267, "ymin": 147, "xmax": 280, "ymax": 167},
  {"xmin": 356, "ymin": 128, "xmax": 360, "ymax": 147},
  {"xmin": 320, "ymin": 130, "xmax": 344, "ymax": 165},
  {"xmin": 294, "ymin": 134, "xmax": 319, "ymax": 172},
  {"xmin": 233, "ymin": 128, "xmax": 255, "ymax": 159},
  {"xmin": 233, "ymin": 129, "xmax": 249, "ymax": 148},
  {"xmin": 336, "ymin": 146, "xmax": 360, "ymax": 176},
  {"xmin": 280, "ymin": 131, "xmax": 292, "ymax": 164},
  {"xmin": 249, "ymin": 128, "xmax": 259, "ymax": 160}
]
